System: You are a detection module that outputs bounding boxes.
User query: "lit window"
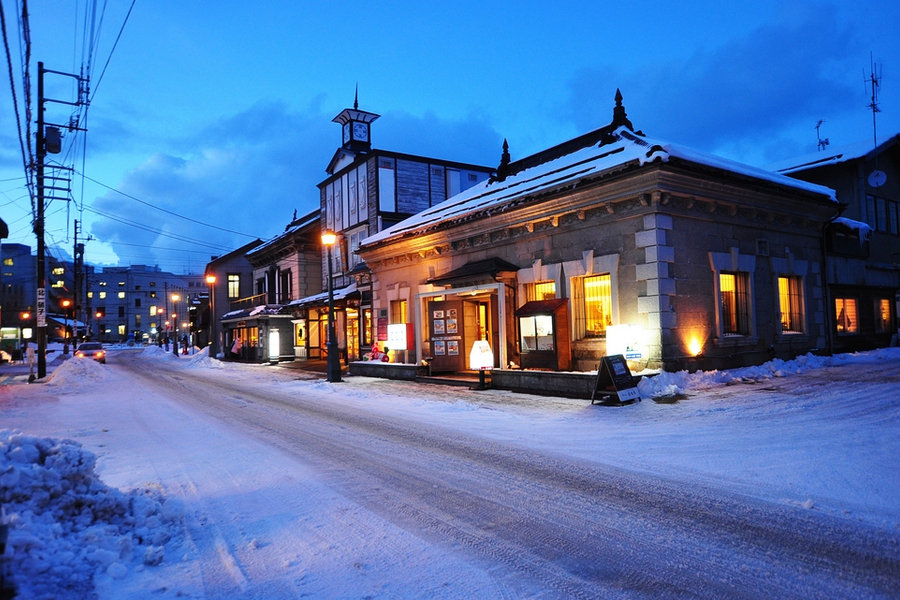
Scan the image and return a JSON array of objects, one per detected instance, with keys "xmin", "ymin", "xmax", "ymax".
[
  {"xmin": 526, "ymin": 280, "xmax": 556, "ymax": 302},
  {"xmin": 99, "ymin": 291, "xmax": 106, "ymax": 299},
  {"xmin": 778, "ymin": 276, "xmax": 804, "ymax": 334},
  {"xmin": 150, "ymin": 306, "xmax": 157, "ymax": 316},
  {"xmin": 52, "ymin": 267, "xmax": 64, "ymax": 275},
  {"xmin": 719, "ymin": 272, "xmax": 751, "ymax": 336},
  {"xmin": 875, "ymin": 298, "xmax": 892, "ymax": 333},
  {"xmin": 2, "ymin": 258, "xmax": 12, "ymax": 266},
  {"xmin": 390, "ymin": 300, "xmax": 408, "ymax": 324},
  {"xmin": 118, "ymin": 291, "xmax": 125, "ymax": 299},
  {"xmin": 118, "ymin": 281, "xmax": 125, "ymax": 287},
  {"xmin": 87, "ymin": 292, "xmax": 93, "ymax": 299},
  {"xmin": 579, "ymin": 273, "xmax": 612, "ymax": 338},
  {"xmin": 835, "ymin": 298, "xmax": 858, "ymax": 334},
  {"xmin": 227, "ymin": 274, "xmax": 240, "ymax": 299},
  {"xmin": 118, "ymin": 325, "xmax": 126, "ymax": 336}
]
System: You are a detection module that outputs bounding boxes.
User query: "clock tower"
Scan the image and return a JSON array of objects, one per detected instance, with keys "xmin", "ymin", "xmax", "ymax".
[{"xmin": 333, "ymin": 90, "xmax": 380, "ymax": 153}]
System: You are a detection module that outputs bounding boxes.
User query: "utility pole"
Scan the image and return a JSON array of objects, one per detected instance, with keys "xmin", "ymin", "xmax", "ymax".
[
  {"xmin": 34, "ymin": 61, "xmax": 88, "ymax": 378},
  {"xmin": 36, "ymin": 62, "xmax": 47, "ymax": 378}
]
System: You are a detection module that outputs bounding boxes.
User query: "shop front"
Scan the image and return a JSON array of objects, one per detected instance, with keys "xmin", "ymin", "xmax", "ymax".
[{"xmin": 414, "ymin": 282, "xmax": 513, "ymax": 372}]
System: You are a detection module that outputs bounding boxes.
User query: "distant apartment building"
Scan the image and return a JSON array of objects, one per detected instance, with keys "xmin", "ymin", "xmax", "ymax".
[{"xmin": 88, "ymin": 265, "xmax": 205, "ymax": 344}]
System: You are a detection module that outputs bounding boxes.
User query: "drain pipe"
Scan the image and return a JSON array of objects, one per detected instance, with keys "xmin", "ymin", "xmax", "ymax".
[{"xmin": 821, "ymin": 202, "xmax": 848, "ymax": 356}]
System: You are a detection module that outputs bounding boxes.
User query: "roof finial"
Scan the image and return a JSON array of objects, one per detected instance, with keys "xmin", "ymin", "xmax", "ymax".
[
  {"xmin": 490, "ymin": 139, "xmax": 511, "ymax": 183},
  {"xmin": 612, "ymin": 89, "xmax": 633, "ymax": 131},
  {"xmin": 354, "ymin": 84, "xmax": 359, "ymax": 110}
]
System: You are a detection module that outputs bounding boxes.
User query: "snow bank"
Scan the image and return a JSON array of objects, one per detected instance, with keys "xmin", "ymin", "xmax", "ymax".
[
  {"xmin": 0, "ymin": 431, "xmax": 184, "ymax": 599},
  {"xmin": 44, "ymin": 354, "xmax": 111, "ymax": 386},
  {"xmin": 637, "ymin": 349, "xmax": 899, "ymax": 398}
]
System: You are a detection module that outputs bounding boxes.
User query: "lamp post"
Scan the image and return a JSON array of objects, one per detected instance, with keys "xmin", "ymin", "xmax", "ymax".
[
  {"xmin": 61, "ymin": 299, "xmax": 71, "ymax": 354},
  {"xmin": 321, "ymin": 230, "xmax": 341, "ymax": 382},
  {"xmin": 172, "ymin": 294, "xmax": 180, "ymax": 356},
  {"xmin": 206, "ymin": 274, "xmax": 217, "ymax": 358}
]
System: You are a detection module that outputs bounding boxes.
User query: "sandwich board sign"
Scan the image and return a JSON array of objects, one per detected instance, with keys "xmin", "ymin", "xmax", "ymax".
[{"xmin": 591, "ymin": 354, "xmax": 641, "ymax": 405}]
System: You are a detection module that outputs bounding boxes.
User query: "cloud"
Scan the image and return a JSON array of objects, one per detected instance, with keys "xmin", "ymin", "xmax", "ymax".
[
  {"xmin": 85, "ymin": 101, "xmax": 503, "ymax": 272},
  {"xmin": 89, "ymin": 101, "xmax": 332, "ymax": 271},
  {"xmin": 562, "ymin": 6, "xmax": 863, "ymax": 164}
]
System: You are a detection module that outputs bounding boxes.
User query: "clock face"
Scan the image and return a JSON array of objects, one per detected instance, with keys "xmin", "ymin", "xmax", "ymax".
[
  {"xmin": 342, "ymin": 123, "xmax": 350, "ymax": 144},
  {"xmin": 353, "ymin": 122, "xmax": 368, "ymax": 142}
]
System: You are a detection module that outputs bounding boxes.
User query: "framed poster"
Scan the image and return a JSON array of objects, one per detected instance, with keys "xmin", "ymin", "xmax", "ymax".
[
  {"xmin": 447, "ymin": 308, "xmax": 457, "ymax": 319},
  {"xmin": 447, "ymin": 340, "xmax": 459, "ymax": 355},
  {"xmin": 446, "ymin": 318, "xmax": 458, "ymax": 334},
  {"xmin": 434, "ymin": 319, "xmax": 445, "ymax": 334},
  {"xmin": 433, "ymin": 310, "xmax": 445, "ymax": 319},
  {"xmin": 434, "ymin": 341, "xmax": 445, "ymax": 355}
]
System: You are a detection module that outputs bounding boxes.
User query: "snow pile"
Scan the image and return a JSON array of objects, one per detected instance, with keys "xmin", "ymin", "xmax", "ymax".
[
  {"xmin": 44, "ymin": 355, "xmax": 111, "ymax": 386},
  {"xmin": 0, "ymin": 431, "xmax": 184, "ymax": 600},
  {"xmin": 637, "ymin": 349, "xmax": 899, "ymax": 398}
]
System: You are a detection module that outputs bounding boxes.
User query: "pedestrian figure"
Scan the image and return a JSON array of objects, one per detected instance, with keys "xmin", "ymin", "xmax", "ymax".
[
  {"xmin": 231, "ymin": 336, "xmax": 242, "ymax": 360},
  {"xmin": 164, "ymin": 336, "xmax": 170, "ymax": 352},
  {"xmin": 182, "ymin": 335, "xmax": 188, "ymax": 355}
]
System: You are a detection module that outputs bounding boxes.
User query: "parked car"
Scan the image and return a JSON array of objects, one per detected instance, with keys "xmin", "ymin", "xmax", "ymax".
[{"xmin": 75, "ymin": 342, "xmax": 106, "ymax": 364}]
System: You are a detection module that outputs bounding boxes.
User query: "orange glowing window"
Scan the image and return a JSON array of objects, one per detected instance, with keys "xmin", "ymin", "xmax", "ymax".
[{"xmin": 835, "ymin": 298, "xmax": 858, "ymax": 334}]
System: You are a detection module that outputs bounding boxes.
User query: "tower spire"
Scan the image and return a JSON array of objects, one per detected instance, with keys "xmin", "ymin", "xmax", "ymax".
[{"xmin": 354, "ymin": 84, "xmax": 359, "ymax": 110}]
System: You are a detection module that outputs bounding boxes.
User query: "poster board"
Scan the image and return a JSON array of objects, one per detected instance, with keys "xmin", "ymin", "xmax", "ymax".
[{"xmin": 591, "ymin": 354, "xmax": 641, "ymax": 405}]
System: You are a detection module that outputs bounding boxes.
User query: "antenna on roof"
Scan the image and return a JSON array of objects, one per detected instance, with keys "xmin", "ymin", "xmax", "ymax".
[
  {"xmin": 815, "ymin": 120, "xmax": 829, "ymax": 151},
  {"xmin": 865, "ymin": 53, "xmax": 886, "ymax": 188}
]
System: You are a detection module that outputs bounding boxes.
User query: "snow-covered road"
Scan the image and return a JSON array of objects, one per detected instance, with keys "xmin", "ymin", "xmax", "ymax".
[{"xmin": 2, "ymin": 346, "xmax": 899, "ymax": 599}]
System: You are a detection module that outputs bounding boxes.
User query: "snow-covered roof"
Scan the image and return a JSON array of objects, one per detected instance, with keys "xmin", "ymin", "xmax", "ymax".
[
  {"xmin": 832, "ymin": 216, "xmax": 874, "ymax": 244},
  {"xmin": 285, "ymin": 282, "xmax": 358, "ymax": 308},
  {"xmin": 247, "ymin": 210, "xmax": 319, "ymax": 257},
  {"xmin": 362, "ymin": 127, "xmax": 837, "ymax": 248},
  {"xmin": 766, "ymin": 134, "xmax": 900, "ymax": 175},
  {"xmin": 221, "ymin": 305, "xmax": 285, "ymax": 321}
]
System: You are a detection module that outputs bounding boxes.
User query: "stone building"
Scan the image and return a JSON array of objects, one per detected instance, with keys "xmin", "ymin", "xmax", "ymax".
[{"xmin": 358, "ymin": 92, "xmax": 840, "ymax": 373}]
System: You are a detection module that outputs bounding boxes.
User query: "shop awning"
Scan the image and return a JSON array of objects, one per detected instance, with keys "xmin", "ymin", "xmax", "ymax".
[
  {"xmin": 515, "ymin": 298, "xmax": 568, "ymax": 316},
  {"xmin": 427, "ymin": 257, "xmax": 519, "ymax": 286}
]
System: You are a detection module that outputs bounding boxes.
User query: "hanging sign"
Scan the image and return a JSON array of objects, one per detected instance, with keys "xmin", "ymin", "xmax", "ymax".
[
  {"xmin": 36, "ymin": 287, "xmax": 46, "ymax": 328},
  {"xmin": 591, "ymin": 354, "xmax": 641, "ymax": 405}
]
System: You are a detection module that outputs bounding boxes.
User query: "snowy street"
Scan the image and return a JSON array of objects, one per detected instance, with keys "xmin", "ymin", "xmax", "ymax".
[{"xmin": 2, "ymin": 347, "xmax": 900, "ymax": 598}]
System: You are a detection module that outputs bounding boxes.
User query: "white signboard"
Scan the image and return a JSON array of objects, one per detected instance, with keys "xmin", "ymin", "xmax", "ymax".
[
  {"xmin": 387, "ymin": 323, "xmax": 408, "ymax": 350},
  {"xmin": 36, "ymin": 287, "xmax": 46, "ymax": 327}
]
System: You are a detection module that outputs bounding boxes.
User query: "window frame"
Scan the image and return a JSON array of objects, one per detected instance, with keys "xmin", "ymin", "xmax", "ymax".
[
  {"xmin": 709, "ymin": 250, "xmax": 757, "ymax": 343},
  {"xmin": 777, "ymin": 275, "xmax": 805, "ymax": 334},
  {"xmin": 227, "ymin": 274, "xmax": 241, "ymax": 299}
]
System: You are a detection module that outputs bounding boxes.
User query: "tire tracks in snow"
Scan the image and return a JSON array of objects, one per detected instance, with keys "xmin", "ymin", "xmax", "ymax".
[{"xmin": 120, "ymin": 355, "xmax": 900, "ymax": 599}]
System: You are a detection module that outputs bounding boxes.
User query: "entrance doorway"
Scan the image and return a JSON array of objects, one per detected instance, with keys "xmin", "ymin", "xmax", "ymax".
[{"xmin": 428, "ymin": 295, "xmax": 496, "ymax": 373}]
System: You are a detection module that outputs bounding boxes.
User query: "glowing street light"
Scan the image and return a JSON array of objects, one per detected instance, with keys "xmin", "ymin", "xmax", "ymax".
[
  {"xmin": 172, "ymin": 294, "xmax": 180, "ymax": 356},
  {"xmin": 321, "ymin": 230, "xmax": 341, "ymax": 383},
  {"xmin": 206, "ymin": 274, "xmax": 217, "ymax": 358}
]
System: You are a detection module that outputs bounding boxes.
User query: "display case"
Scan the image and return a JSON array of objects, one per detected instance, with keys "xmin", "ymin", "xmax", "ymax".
[{"xmin": 515, "ymin": 299, "xmax": 571, "ymax": 371}]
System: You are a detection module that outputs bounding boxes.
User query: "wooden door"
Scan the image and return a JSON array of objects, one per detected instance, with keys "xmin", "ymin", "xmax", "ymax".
[{"xmin": 428, "ymin": 299, "xmax": 465, "ymax": 372}]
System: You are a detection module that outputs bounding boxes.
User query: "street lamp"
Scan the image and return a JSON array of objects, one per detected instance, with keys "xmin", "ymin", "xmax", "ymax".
[
  {"xmin": 206, "ymin": 274, "xmax": 217, "ymax": 358},
  {"xmin": 321, "ymin": 230, "xmax": 341, "ymax": 382},
  {"xmin": 61, "ymin": 299, "xmax": 71, "ymax": 354},
  {"xmin": 172, "ymin": 294, "xmax": 180, "ymax": 356}
]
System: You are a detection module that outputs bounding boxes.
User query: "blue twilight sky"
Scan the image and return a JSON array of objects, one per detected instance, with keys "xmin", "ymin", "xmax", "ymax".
[{"xmin": 1, "ymin": 0, "xmax": 898, "ymax": 274}]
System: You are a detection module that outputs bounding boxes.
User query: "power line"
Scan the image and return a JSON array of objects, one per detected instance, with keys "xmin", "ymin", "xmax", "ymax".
[
  {"xmin": 81, "ymin": 204, "xmax": 235, "ymax": 251},
  {"xmin": 74, "ymin": 168, "xmax": 260, "ymax": 239}
]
